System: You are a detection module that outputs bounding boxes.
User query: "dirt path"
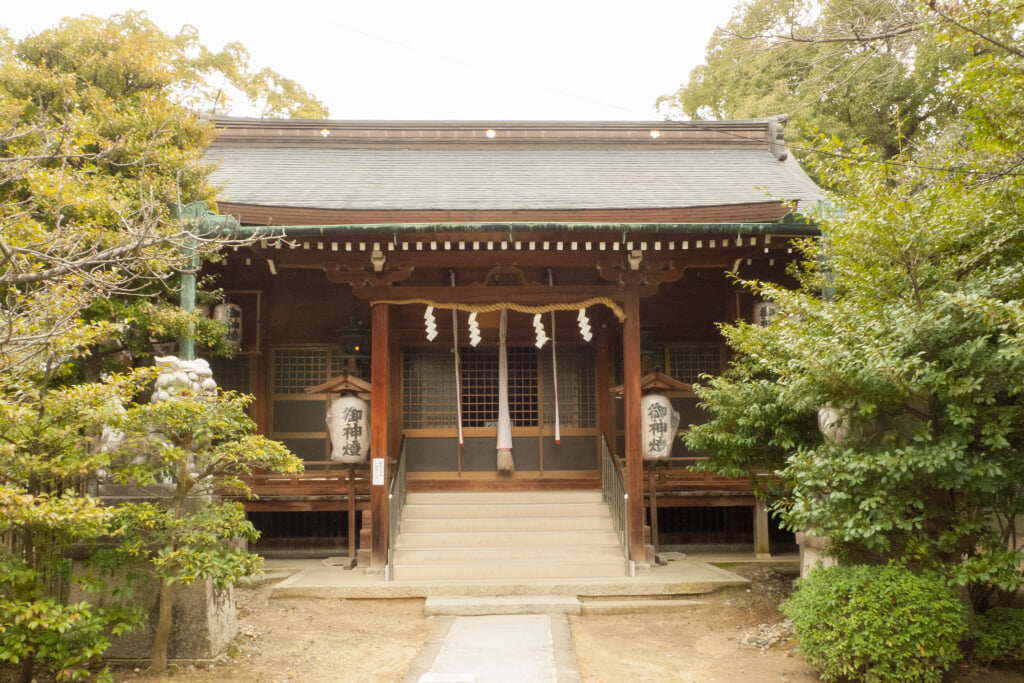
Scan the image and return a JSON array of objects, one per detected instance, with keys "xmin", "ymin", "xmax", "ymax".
[{"xmin": 106, "ymin": 564, "xmax": 1024, "ymax": 683}]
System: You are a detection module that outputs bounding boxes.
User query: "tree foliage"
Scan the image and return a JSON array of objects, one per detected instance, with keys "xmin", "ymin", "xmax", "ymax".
[
  {"xmin": 0, "ymin": 375, "xmax": 142, "ymax": 681},
  {"xmin": 685, "ymin": 0, "xmax": 1024, "ymax": 610},
  {"xmin": 657, "ymin": 0, "xmax": 995, "ymax": 160},
  {"xmin": 0, "ymin": 11, "xmax": 325, "ymax": 378}
]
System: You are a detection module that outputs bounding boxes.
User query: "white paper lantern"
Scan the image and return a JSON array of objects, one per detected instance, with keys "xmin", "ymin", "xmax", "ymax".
[
  {"xmin": 326, "ymin": 394, "xmax": 370, "ymax": 463},
  {"xmin": 641, "ymin": 393, "xmax": 680, "ymax": 460}
]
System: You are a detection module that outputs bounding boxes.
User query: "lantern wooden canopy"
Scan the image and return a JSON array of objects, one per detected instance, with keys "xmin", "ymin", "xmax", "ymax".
[
  {"xmin": 304, "ymin": 373, "xmax": 372, "ymax": 400},
  {"xmin": 613, "ymin": 371, "xmax": 692, "ymax": 396}
]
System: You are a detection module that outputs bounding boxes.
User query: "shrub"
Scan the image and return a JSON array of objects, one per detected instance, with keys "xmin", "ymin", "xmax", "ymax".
[
  {"xmin": 782, "ymin": 562, "xmax": 968, "ymax": 683},
  {"xmin": 972, "ymin": 607, "xmax": 1024, "ymax": 664}
]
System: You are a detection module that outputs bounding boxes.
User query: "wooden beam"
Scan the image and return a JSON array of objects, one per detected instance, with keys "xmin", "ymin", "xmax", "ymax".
[
  {"xmin": 369, "ymin": 303, "xmax": 389, "ymax": 570},
  {"xmin": 357, "ymin": 284, "xmax": 628, "ymax": 306},
  {"xmin": 622, "ymin": 285, "xmax": 646, "ymax": 564}
]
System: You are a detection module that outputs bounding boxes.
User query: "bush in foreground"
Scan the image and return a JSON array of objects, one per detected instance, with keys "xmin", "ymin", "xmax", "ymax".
[
  {"xmin": 782, "ymin": 563, "xmax": 968, "ymax": 683},
  {"xmin": 972, "ymin": 607, "xmax": 1024, "ymax": 665}
]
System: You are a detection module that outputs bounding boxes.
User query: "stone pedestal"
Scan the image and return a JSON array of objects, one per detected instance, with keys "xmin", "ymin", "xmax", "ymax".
[
  {"xmin": 795, "ymin": 531, "xmax": 836, "ymax": 578},
  {"xmin": 72, "ymin": 483, "xmax": 238, "ymax": 661},
  {"xmin": 69, "ymin": 563, "xmax": 236, "ymax": 661}
]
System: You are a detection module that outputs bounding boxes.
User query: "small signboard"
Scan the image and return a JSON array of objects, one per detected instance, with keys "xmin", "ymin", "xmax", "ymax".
[{"xmin": 372, "ymin": 458, "xmax": 385, "ymax": 486}]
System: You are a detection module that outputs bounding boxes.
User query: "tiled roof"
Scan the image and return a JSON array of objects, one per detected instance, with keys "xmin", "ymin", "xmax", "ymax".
[{"xmin": 205, "ymin": 118, "xmax": 824, "ymax": 214}]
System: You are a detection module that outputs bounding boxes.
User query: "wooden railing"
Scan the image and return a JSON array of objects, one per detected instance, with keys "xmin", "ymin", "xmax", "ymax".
[
  {"xmin": 387, "ymin": 437, "xmax": 408, "ymax": 580},
  {"xmin": 634, "ymin": 456, "xmax": 755, "ymax": 495},
  {"xmin": 244, "ymin": 462, "xmax": 372, "ymax": 500},
  {"xmin": 601, "ymin": 434, "xmax": 630, "ymax": 568}
]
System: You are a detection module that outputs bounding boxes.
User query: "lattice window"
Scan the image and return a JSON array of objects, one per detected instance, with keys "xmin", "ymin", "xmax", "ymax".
[
  {"xmin": 665, "ymin": 343, "xmax": 722, "ymax": 385},
  {"xmin": 403, "ymin": 348, "xmax": 457, "ymax": 429},
  {"xmin": 460, "ymin": 348, "xmax": 498, "ymax": 427},
  {"xmin": 403, "ymin": 346, "xmax": 601, "ymax": 430},
  {"xmin": 210, "ymin": 356, "xmax": 251, "ymax": 394},
  {"xmin": 272, "ymin": 348, "xmax": 330, "ymax": 394},
  {"xmin": 506, "ymin": 347, "xmax": 539, "ymax": 428},
  {"xmin": 542, "ymin": 347, "xmax": 596, "ymax": 428},
  {"xmin": 459, "ymin": 347, "xmax": 540, "ymax": 428}
]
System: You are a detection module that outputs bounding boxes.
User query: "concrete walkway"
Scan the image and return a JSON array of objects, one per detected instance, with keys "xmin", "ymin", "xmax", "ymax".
[{"xmin": 402, "ymin": 614, "xmax": 580, "ymax": 683}]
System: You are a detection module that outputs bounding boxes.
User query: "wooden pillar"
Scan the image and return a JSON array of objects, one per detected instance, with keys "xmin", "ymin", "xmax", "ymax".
[
  {"xmin": 387, "ymin": 308, "xmax": 403, "ymax": 463},
  {"xmin": 754, "ymin": 499, "xmax": 772, "ymax": 559},
  {"xmin": 647, "ymin": 463, "xmax": 660, "ymax": 553},
  {"xmin": 347, "ymin": 466, "xmax": 357, "ymax": 559},
  {"xmin": 623, "ymin": 286, "xmax": 645, "ymax": 563},
  {"xmin": 370, "ymin": 303, "xmax": 389, "ymax": 570},
  {"xmin": 254, "ymin": 289, "xmax": 270, "ymax": 435},
  {"xmin": 595, "ymin": 309, "xmax": 614, "ymax": 450}
]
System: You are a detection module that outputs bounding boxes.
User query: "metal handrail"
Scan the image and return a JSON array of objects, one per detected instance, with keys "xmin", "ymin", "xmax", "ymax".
[
  {"xmin": 386, "ymin": 436, "xmax": 408, "ymax": 580},
  {"xmin": 601, "ymin": 434, "xmax": 630, "ymax": 568}
]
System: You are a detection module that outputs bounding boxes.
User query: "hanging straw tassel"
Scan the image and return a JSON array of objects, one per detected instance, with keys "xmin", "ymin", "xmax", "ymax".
[
  {"xmin": 497, "ymin": 448, "xmax": 514, "ymax": 473},
  {"xmin": 496, "ymin": 309, "xmax": 514, "ymax": 474}
]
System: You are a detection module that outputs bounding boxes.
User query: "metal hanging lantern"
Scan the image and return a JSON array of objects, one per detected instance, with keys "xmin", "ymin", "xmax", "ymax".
[
  {"xmin": 213, "ymin": 301, "xmax": 243, "ymax": 346},
  {"xmin": 338, "ymin": 317, "xmax": 371, "ymax": 360},
  {"xmin": 337, "ymin": 317, "xmax": 371, "ymax": 378}
]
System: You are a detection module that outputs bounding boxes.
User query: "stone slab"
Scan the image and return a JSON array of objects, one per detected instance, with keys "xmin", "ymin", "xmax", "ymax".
[
  {"xmin": 425, "ymin": 596, "xmax": 581, "ymax": 616},
  {"xmin": 578, "ymin": 598, "xmax": 707, "ymax": 615},
  {"xmin": 268, "ymin": 556, "xmax": 757, "ymax": 600}
]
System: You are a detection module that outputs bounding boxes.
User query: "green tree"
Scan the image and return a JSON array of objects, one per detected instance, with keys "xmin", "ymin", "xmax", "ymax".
[
  {"xmin": 686, "ymin": 0, "xmax": 1024, "ymax": 612},
  {"xmin": 0, "ymin": 13, "xmax": 319, "ymax": 680},
  {"xmin": 656, "ymin": 0, "xmax": 967, "ymax": 160},
  {"xmin": 104, "ymin": 384, "xmax": 301, "ymax": 673},
  {"xmin": 0, "ymin": 375, "xmax": 142, "ymax": 682}
]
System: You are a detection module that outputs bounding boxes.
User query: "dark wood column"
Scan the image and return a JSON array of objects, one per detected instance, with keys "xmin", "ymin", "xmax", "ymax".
[
  {"xmin": 595, "ymin": 309, "xmax": 614, "ymax": 451},
  {"xmin": 387, "ymin": 307, "xmax": 403, "ymax": 463},
  {"xmin": 370, "ymin": 302, "xmax": 390, "ymax": 570},
  {"xmin": 622, "ymin": 285, "xmax": 645, "ymax": 563},
  {"xmin": 254, "ymin": 289, "xmax": 270, "ymax": 436}
]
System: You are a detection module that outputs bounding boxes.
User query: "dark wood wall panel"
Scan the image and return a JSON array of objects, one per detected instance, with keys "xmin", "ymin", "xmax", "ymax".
[{"xmin": 541, "ymin": 437, "xmax": 597, "ymax": 470}]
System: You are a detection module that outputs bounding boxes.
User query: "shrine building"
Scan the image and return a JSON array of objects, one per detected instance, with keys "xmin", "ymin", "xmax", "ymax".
[{"xmin": 198, "ymin": 117, "xmax": 824, "ymax": 579}]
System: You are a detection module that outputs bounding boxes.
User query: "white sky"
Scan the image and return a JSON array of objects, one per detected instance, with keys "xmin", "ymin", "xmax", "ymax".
[{"xmin": 3, "ymin": 1, "xmax": 737, "ymax": 121}]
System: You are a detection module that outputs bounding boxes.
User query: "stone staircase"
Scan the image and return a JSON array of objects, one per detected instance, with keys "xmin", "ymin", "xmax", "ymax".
[{"xmin": 391, "ymin": 490, "xmax": 628, "ymax": 581}]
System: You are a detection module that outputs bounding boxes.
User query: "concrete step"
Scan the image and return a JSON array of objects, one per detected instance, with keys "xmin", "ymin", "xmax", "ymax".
[
  {"xmin": 395, "ymin": 529, "xmax": 621, "ymax": 548},
  {"xmin": 400, "ymin": 515, "xmax": 615, "ymax": 533},
  {"xmin": 578, "ymin": 598, "xmax": 709, "ymax": 615},
  {"xmin": 393, "ymin": 544, "xmax": 625, "ymax": 564},
  {"xmin": 424, "ymin": 596, "xmax": 582, "ymax": 616},
  {"xmin": 405, "ymin": 491, "xmax": 603, "ymax": 505},
  {"xmin": 392, "ymin": 489, "xmax": 628, "ymax": 581},
  {"xmin": 402, "ymin": 502, "xmax": 610, "ymax": 519},
  {"xmin": 392, "ymin": 559, "xmax": 627, "ymax": 581}
]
